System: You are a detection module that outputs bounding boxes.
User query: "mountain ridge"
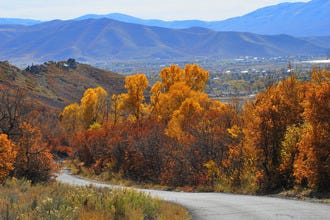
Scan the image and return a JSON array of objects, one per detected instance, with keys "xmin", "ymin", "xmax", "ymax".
[
  {"xmin": 0, "ymin": 18, "xmax": 327, "ymax": 64},
  {"xmin": 0, "ymin": 0, "xmax": 328, "ymax": 36}
]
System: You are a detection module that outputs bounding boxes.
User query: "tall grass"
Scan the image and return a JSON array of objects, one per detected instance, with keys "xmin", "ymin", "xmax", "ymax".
[{"xmin": 0, "ymin": 178, "xmax": 190, "ymax": 220}]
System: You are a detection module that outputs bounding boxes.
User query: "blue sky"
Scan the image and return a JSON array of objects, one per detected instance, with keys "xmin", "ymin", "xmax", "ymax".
[{"xmin": 0, "ymin": 0, "xmax": 310, "ymax": 21}]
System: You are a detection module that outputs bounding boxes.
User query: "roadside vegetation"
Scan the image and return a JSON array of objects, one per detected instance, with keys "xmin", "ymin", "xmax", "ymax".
[{"xmin": 0, "ymin": 178, "xmax": 190, "ymax": 220}]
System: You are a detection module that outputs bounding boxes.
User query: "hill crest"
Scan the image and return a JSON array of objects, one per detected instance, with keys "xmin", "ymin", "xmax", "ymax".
[{"xmin": 0, "ymin": 59, "xmax": 125, "ymax": 109}]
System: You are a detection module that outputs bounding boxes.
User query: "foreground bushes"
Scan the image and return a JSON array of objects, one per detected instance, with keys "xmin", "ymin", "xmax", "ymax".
[{"xmin": 0, "ymin": 178, "xmax": 189, "ymax": 220}]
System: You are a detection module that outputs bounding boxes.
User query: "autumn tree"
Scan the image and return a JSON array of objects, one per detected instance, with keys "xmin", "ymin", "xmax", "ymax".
[
  {"xmin": 0, "ymin": 134, "xmax": 16, "ymax": 183},
  {"xmin": 151, "ymin": 64, "xmax": 209, "ymax": 122},
  {"xmin": 61, "ymin": 86, "xmax": 109, "ymax": 133},
  {"xmin": 14, "ymin": 122, "xmax": 54, "ymax": 183},
  {"xmin": 111, "ymin": 94, "xmax": 125, "ymax": 125},
  {"xmin": 81, "ymin": 86, "xmax": 108, "ymax": 128},
  {"xmin": 243, "ymin": 75, "xmax": 305, "ymax": 192},
  {"xmin": 61, "ymin": 103, "xmax": 82, "ymax": 134},
  {"xmin": 0, "ymin": 88, "xmax": 30, "ymax": 140},
  {"xmin": 119, "ymin": 74, "xmax": 149, "ymax": 121},
  {"xmin": 279, "ymin": 125, "xmax": 303, "ymax": 188},
  {"xmin": 159, "ymin": 64, "xmax": 183, "ymax": 92},
  {"xmin": 294, "ymin": 69, "xmax": 330, "ymax": 191},
  {"xmin": 184, "ymin": 64, "xmax": 209, "ymax": 91},
  {"xmin": 159, "ymin": 64, "xmax": 209, "ymax": 92}
]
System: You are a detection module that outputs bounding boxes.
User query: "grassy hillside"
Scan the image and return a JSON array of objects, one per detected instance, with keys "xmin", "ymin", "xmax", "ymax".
[{"xmin": 0, "ymin": 59, "xmax": 125, "ymax": 109}]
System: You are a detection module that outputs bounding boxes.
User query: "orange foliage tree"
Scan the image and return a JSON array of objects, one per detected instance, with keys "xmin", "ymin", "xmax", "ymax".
[
  {"xmin": 243, "ymin": 75, "xmax": 305, "ymax": 192},
  {"xmin": 14, "ymin": 122, "xmax": 54, "ymax": 183},
  {"xmin": 294, "ymin": 69, "xmax": 330, "ymax": 191},
  {"xmin": 0, "ymin": 134, "xmax": 16, "ymax": 183}
]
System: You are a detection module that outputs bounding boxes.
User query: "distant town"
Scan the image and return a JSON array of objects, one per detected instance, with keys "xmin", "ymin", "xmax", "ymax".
[{"xmin": 92, "ymin": 55, "xmax": 330, "ymax": 98}]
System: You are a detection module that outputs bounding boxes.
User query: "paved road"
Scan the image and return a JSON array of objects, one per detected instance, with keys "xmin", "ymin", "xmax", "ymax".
[{"xmin": 56, "ymin": 170, "xmax": 330, "ymax": 220}]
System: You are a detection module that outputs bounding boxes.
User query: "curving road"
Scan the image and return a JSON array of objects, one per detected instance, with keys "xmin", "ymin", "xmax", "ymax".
[{"xmin": 56, "ymin": 169, "xmax": 330, "ymax": 220}]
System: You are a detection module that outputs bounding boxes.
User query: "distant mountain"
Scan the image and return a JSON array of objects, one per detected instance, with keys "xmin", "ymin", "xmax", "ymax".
[
  {"xmin": 303, "ymin": 36, "xmax": 330, "ymax": 49},
  {"xmin": 210, "ymin": 0, "xmax": 330, "ymax": 36},
  {"xmin": 0, "ymin": 18, "xmax": 327, "ymax": 64},
  {"xmin": 1, "ymin": 0, "xmax": 328, "ymax": 36},
  {"xmin": 75, "ymin": 13, "xmax": 208, "ymax": 29},
  {"xmin": 74, "ymin": 0, "xmax": 329, "ymax": 37},
  {"xmin": 0, "ymin": 60, "xmax": 124, "ymax": 109},
  {"xmin": 0, "ymin": 18, "xmax": 42, "ymax": 26}
]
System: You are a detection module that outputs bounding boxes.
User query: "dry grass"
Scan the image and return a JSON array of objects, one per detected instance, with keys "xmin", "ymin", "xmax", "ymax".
[
  {"xmin": 0, "ymin": 178, "xmax": 191, "ymax": 220},
  {"xmin": 158, "ymin": 202, "xmax": 190, "ymax": 220}
]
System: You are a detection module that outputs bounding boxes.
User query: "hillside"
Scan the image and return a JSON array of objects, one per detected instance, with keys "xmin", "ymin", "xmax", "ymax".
[
  {"xmin": 0, "ymin": 18, "xmax": 327, "ymax": 64},
  {"xmin": 0, "ymin": 59, "xmax": 125, "ymax": 109}
]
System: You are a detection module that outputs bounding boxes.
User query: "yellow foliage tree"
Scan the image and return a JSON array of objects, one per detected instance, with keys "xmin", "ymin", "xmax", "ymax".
[
  {"xmin": 111, "ymin": 94, "xmax": 126, "ymax": 125},
  {"xmin": 0, "ymin": 134, "xmax": 16, "ymax": 183},
  {"xmin": 81, "ymin": 86, "xmax": 108, "ymax": 128},
  {"xmin": 61, "ymin": 102, "xmax": 82, "ymax": 134},
  {"xmin": 160, "ymin": 64, "xmax": 183, "ymax": 92},
  {"xmin": 184, "ymin": 64, "xmax": 209, "ymax": 91},
  {"xmin": 166, "ymin": 98, "xmax": 203, "ymax": 142},
  {"xmin": 120, "ymin": 74, "xmax": 149, "ymax": 121},
  {"xmin": 61, "ymin": 86, "xmax": 109, "ymax": 132}
]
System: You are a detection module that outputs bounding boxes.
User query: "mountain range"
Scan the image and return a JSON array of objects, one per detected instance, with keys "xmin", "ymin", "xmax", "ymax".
[
  {"xmin": 1, "ymin": 0, "xmax": 328, "ymax": 36},
  {"xmin": 0, "ymin": 0, "xmax": 329, "ymax": 64},
  {"xmin": 75, "ymin": 0, "xmax": 329, "ymax": 37},
  {"xmin": 0, "ymin": 18, "xmax": 328, "ymax": 64}
]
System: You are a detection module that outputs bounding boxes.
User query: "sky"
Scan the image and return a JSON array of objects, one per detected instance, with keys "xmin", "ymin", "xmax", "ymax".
[{"xmin": 0, "ymin": 0, "xmax": 310, "ymax": 21}]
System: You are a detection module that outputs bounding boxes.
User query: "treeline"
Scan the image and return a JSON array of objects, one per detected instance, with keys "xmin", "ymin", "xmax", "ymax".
[{"xmin": 59, "ymin": 64, "xmax": 329, "ymax": 193}]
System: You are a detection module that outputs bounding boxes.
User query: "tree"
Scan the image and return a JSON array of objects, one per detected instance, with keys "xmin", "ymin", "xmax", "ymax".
[
  {"xmin": 242, "ymin": 75, "xmax": 305, "ymax": 192},
  {"xmin": 120, "ymin": 74, "xmax": 149, "ymax": 121},
  {"xmin": 0, "ymin": 134, "xmax": 16, "ymax": 183},
  {"xmin": 14, "ymin": 122, "xmax": 54, "ymax": 183},
  {"xmin": 159, "ymin": 65, "xmax": 183, "ymax": 92},
  {"xmin": 184, "ymin": 64, "xmax": 209, "ymax": 91},
  {"xmin": 279, "ymin": 125, "xmax": 303, "ymax": 188},
  {"xmin": 61, "ymin": 86, "xmax": 109, "ymax": 133},
  {"xmin": 61, "ymin": 102, "xmax": 82, "ymax": 134},
  {"xmin": 166, "ymin": 98, "xmax": 203, "ymax": 143},
  {"xmin": 111, "ymin": 94, "xmax": 125, "ymax": 125},
  {"xmin": 294, "ymin": 69, "xmax": 330, "ymax": 191},
  {"xmin": 0, "ymin": 88, "xmax": 30, "ymax": 140},
  {"xmin": 159, "ymin": 64, "xmax": 209, "ymax": 92},
  {"xmin": 80, "ymin": 86, "xmax": 108, "ymax": 128}
]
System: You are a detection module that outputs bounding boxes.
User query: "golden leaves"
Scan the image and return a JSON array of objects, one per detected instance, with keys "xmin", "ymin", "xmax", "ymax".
[
  {"xmin": 120, "ymin": 74, "xmax": 149, "ymax": 121},
  {"xmin": 61, "ymin": 86, "xmax": 109, "ymax": 132}
]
